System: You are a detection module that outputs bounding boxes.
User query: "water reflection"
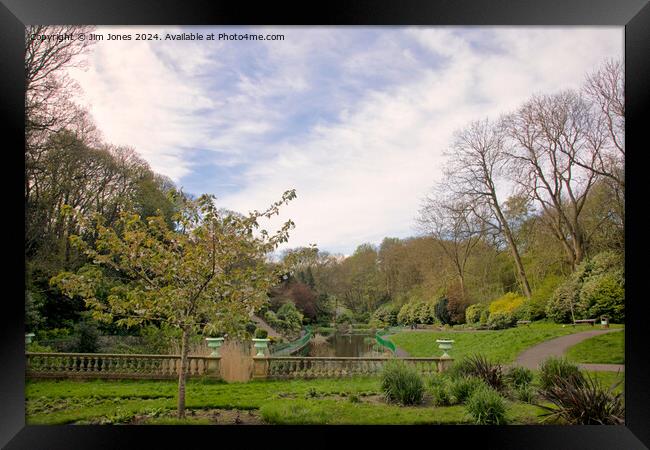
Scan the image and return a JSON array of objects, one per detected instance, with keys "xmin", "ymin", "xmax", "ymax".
[{"xmin": 309, "ymin": 332, "xmax": 383, "ymax": 357}]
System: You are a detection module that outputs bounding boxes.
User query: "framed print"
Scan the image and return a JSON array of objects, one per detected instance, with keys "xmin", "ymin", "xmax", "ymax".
[{"xmin": 1, "ymin": 0, "xmax": 649, "ymax": 448}]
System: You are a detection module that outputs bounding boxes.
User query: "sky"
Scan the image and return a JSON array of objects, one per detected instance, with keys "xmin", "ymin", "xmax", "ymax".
[{"xmin": 67, "ymin": 26, "xmax": 623, "ymax": 256}]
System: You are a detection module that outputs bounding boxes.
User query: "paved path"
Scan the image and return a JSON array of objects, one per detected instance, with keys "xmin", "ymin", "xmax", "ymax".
[
  {"xmin": 514, "ymin": 328, "xmax": 624, "ymax": 371},
  {"xmin": 250, "ymin": 314, "xmax": 282, "ymax": 339}
]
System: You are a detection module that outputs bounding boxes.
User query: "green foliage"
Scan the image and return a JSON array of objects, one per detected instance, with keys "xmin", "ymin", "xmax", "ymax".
[
  {"xmin": 523, "ymin": 274, "xmax": 565, "ymax": 320},
  {"xmin": 539, "ymin": 357, "xmax": 583, "ymax": 391},
  {"xmin": 335, "ymin": 309, "xmax": 354, "ymax": 325},
  {"xmin": 465, "ymin": 303, "xmax": 487, "ymax": 324},
  {"xmin": 505, "ymin": 366, "xmax": 534, "ymax": 389},
  {"xmin": 514, "ymin": 384, "xmax": 537, "ymax": 404},
  {"xmin": 245, "ymin": 322, "xmax": 257, "ymax": 335},
  {"xmin": 578, "ymin": 271, "xmax": 624, "ymax": 322},
  {"xmin": 72, "ymin": 317, "xmax": 100, "ymax": 353},
  {"xmin": 26, "ymin": 342, "xmax": 56, "ymax": 353},
  {"xmin": 546, "ymin": 278, "xmax": 582, "ymax": 323},
  {"xmin": 380, "ymin": 360, "xmax": 425, "ymax": 406},
  {"xmin": 486, "ymin": 311, "xmax": 516, "ymax": 330},
  {"xmin": 465, "ymin": 386, "xmax": 507, "ymax": 425},
  {"xmin": 426, "ymin": 374, "xmax": 458, "ymax": 406},
  {"xmin": 254, "ymin": 328, "xmax": 268, "ymax": 339},
  {"xmin": 489, "ymin": 292, "xmax": 525, "ymax": 315},
  {"xmin": 546, "ymin": 251, "xmax": 624, "ymax": 324},
  {"xmin": 449, "ymin": 376, "xmax": 487, "ymax": 404},
  {"xmin": 539, "ymin": 372, "xmax": 624, "ymax": 425},
  {"xmin": 434, "ymin": 297, "xmax": 452, "ymax": 325},
  {"xmin": 479, "ymin": 308, "xmax": 490, "ymax": 325}
]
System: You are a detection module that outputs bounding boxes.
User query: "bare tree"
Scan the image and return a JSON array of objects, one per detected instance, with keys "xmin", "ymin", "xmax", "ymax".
[
  {"xmin": 443, "ymin": 119, "xmax": 533, "ymax": 298},
  {"xmin": 504, "ymin": 90, "xmax": 601, "ymax": 270},
  {"xmin": 417, "ymin": 193, "xmax": 485, "ymax": 301}
]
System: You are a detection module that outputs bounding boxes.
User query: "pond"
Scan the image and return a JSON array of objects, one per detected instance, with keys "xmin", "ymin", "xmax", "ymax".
[{"xmin": 308, "ymin": 332, "xmax": 384, "ymax": 357}]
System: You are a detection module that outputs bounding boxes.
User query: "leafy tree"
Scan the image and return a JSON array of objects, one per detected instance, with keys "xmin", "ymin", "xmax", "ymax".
[{"xmin": 51, "ymin": 190, "xmax": 296, "ymax": 418}]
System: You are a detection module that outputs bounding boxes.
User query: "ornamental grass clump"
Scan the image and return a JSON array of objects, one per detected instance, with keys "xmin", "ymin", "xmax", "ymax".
[
  {"xmin": 538, "ymin": 372, "xmax": 624, "ymax": 424},
  {"xmin": 465, "ymin": 386, "xmax": 508, "ymax": 425},
  {"xmin": 505, "ymin": 366, "xmax": 534, "ymax": 389},
  {"xmin": 380, "ymin": 360, "xmax": 425, "ymax": 406},
  {"xmin": 539, "ymin": 357, "xmax": 583, "ymax": 391},
  {"xmin": 426, "ymin": 374, "xmax": 457, "ymax": 406},
  {"xmin": 450, "ymin": 376, "xmax": 487, "ymax": 404}
]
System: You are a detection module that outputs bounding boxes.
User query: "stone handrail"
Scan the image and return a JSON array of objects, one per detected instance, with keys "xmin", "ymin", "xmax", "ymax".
[
  {"xmin": 258, "ymin": 356, "xmax": 452, "ymax": 379},
  {"xmin": 26, "ymin": 352, "xmax": 221, "ymax": 380}
]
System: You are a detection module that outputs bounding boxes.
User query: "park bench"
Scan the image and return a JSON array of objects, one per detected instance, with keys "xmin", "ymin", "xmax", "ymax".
[
  {"xmin": 572, "ymin": 318, "xmax": 597, "ymax": 326},
  {"xmin": 516, "ymin": 320, "xmax": 531, "ymax": 327}
]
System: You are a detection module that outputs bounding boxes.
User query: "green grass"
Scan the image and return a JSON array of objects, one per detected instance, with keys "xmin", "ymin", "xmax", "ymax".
[
  {"xmin": 26, "ymin": 377, "xmax": 549, "ymax": 425},
  {"xmin": 565, "ymin": 331, "xmax": 624, "ymax": 364},
  {"xmin": 389, "ymin": 322, "xmax": 623, "ymax": 363}
]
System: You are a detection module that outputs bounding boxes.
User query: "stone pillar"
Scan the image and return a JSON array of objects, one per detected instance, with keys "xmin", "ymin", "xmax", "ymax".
[
  {"xmin": 437, "ymin": 358, "xmax": 453, "ymax": 373},
  {"xmin": 206, "ymin": 357, "xmax": 221, "ymax": 379},
  {"xmin": 252, "ymin": 356, "xmax": 269, "ymax": 380}
]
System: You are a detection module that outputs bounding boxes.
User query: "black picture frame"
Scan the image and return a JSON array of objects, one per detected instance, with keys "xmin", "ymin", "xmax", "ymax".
[{"xmin": 2, "ymin": 0, "xmax": 648, "ymax": 448}]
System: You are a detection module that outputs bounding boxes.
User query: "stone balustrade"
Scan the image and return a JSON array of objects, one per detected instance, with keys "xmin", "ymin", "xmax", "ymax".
[
  {"xmin": 255, "ymin": 356, "xmax": 452, "ymax": 380},
  {"xmin": 26, "ymin": 352, "xmax": 221, "ymax": 380}
]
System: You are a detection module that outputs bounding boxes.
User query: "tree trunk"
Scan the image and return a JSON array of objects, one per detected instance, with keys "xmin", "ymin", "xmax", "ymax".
[
  {"xmin": 177, "ymin": 327, "xmax": 190, "ymax": 419},
  {"xmin": 492, "ymin": 201, "xmax": 532, "ymax": 299}
]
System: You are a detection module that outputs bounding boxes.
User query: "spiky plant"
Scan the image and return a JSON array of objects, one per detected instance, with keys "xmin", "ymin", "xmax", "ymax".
[
  {"xmin": 451, "ymin": 354, "xmax": 504, "ymax": 391},
  {"xmin": 538, "ymin": 371, "xmax": 624, "ymax": 425}
]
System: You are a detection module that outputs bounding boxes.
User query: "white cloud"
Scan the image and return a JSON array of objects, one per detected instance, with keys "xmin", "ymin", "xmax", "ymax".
[{"xmin": 67, "ymin": 26, "xmax": 623, "ymax": 256}]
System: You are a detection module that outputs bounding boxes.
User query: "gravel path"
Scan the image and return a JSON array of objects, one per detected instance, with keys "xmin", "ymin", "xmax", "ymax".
[{"xmin": 514, "ymin": 328, "xmax": 624, "ymax": 371}]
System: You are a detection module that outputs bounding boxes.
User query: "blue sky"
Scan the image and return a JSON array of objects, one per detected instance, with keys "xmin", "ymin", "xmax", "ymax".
[{"xmin": 68, "ymin": 26, "xmax": 623, "ymax": 256}]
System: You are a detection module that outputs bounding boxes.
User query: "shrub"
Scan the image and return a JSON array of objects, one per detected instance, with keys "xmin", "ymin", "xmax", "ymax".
[
  {"xmin": 538, "ymin": 372, "xmax": 624, "ymax": 425},
  {"xmin": 245, "ymin": 322, "xmax": 257, "ymax": 335},
  {"xmin": 348, "ymin": 393, "xmax": 360, "ymax": 403},
  {"xmin": 524, "ymin": 274, "xmax": 566, "ymax": 320},
  {"xmin": 417, "ymin": 302, "xmax": 437, "ymax": 324},
  {"xmin": 539, "ymin": 357, "xmax": 582, "ymax": 391},
  {"xmin": 397, "ymin": 303, "xmax": 416, "ymax": 326},
  {"xmin": 380, "ymin": 360, "xmax": 425, "ymax": 405},
  {"xmin": 433, "ymin": 297, "xmax": 452, "ymax": 325},
  {"xmin": 486, "ymin": 311, "xmax": 516, "ymax": 330},
  {"xmin": 479, "ymin": 308, "xmax": 490, "ymax": 325},
  {"xmin": 489, "ymin": 292, "xmax": 525, "ymax": 315},
  {"xmin": 579, "ymin": 271, "xmax": 624, "ymax": 323},
  {"xmin": 450, "ymin": 354, "xmax": 504, "ymax": 391},
  {"xmin": 335, "ymin": 310, "xmax": 354, "ymax": 325},
  {"xmin": 26, "ymin": 342, "xmax": 55, "ymax": 353},
  {"xmin": 73, "ymin": 318, "xmax": 100, "ymax": 353},
  {"xmin": 465, "ymin": 386, "xmax": 507, "ymax": 425},
  {"xmin": 465, "ymin": 303, "xmax": 487, "ymax": 324},
  {"xmin": 426, "ymin": 374, "xmax": 457, "ymax": 406},
  {"xmin": 546, "ymin": 279, "xmax": 583, "ymax": 323},
  {"xmin": 505, "ymin": 366, "xmax": 534, "ymax": 389},
  {"xmin": 254, "ymin": 328, "xmax": 268, "ymax": 339},
  {"xmin": 450, "ymin": 376, "xmax": 487, "ymax": 404},
  {"xmin": 373, "ymin": 304, "xmax": 400, "ymax": 326},
  {"xmin": 515, "ymin": 384, "xmax": 538, "ymax": 403}
]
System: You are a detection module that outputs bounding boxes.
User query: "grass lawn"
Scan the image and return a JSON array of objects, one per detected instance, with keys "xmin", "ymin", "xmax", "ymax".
[
  {"xmin": 388, "ymin": 322, "xmax": 623, "ymax": 363},
  {"xmin": 565, "ymin": 331, "xmax": 624, "ymax": 364},
  {"xmin": 26, "ymin": 377, "xmax": 547, "ymax": 425}
]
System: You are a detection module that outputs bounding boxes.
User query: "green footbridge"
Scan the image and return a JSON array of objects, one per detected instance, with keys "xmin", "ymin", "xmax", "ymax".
[
  {"xmin": 270, "ymin": 326, "xmax": 313, "ymax": 356},
  {"xmin": 375, "ymin": 330, "xmax": 396, "ymax": 355}
]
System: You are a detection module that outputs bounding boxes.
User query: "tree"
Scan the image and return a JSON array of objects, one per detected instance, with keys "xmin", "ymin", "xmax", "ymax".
[
  {"xmin": 504, "ymin": 91, "xmax": 600, "ymax": 270},
  {"xmin": 51, "ymin": 190, "xmax": 296, "ymax": 418},
  {"xmin": 417, "ymin": 194, "xmax": 485, "ymax": 301},
  {"xmin": 444, "ymin": 119, "xmax": 533, "ymax": 298}
]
